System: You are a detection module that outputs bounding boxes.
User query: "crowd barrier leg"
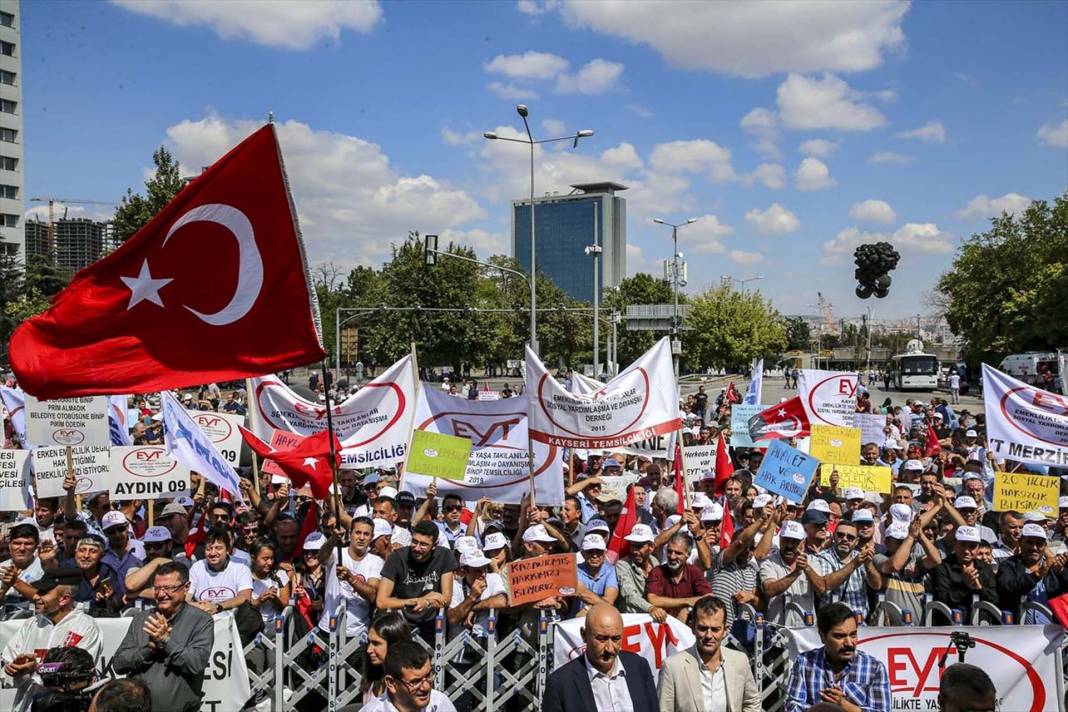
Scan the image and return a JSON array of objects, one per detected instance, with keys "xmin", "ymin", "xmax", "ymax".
[
  {"xmin": 327, "ymin": 611, "xmax": 338, "ymax": 712},
  {"xmin": 485, "ymin": 610, "xmax": 497, "ymax": 712},
  {"xmin": 273, "ymin": 613, "xmax": 286, "ymax": 712},
  {"xmin": 536, "ymin": 609, "xmax": 550, "ymax": 705},
  {"xmin": 434, "ymin": 609, "xmax": 446, "ymax": 691}
]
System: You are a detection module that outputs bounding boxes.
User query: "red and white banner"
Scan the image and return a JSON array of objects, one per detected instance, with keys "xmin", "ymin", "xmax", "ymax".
[
  {"xmin": 527, "ymin": 337, "xmax": 682, "ymax": 449},
  {"xmin": 552, "ymin": 613, "xmax": 695, "ymax": 672},
  {"xmin": 250, "ymin": 354, "xmax": 416, "ymax": 470},
  {"xmin": 790, "ymin": 625, "xmax": 1064, "ymax": 712},
  {"xmin": 108, "ymin": 445, "xmax": 190, "ymax": 501},
  {"xmin": 983, "ymin": 364, "xmax": 1068, "ymax": 468},
  {"xmin": 403, "ymin": 385, "xmax": 564, "ymax": 505},
  {"xmin": 797, "ymin": 369, "xmax": 858, "ymax": 428}
]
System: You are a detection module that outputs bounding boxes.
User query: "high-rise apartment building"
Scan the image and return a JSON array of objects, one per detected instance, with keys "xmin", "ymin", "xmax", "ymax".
[
  {"xmin": 25, "ymin": 218, "xmax": 107, "ymax": 272},
  {"xmin": 511, "ymin": 182, "xmax": 627, "ymax": 302},
  {"xmin": 0, "ymin": 1, "xmax": 22, "ymax": 258}
]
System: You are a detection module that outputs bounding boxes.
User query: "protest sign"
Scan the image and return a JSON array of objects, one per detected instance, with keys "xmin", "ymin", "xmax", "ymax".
[
  {"xmin": 0, "ymin": 449, "xmax": 31, "ymax": 511},
  {"xmin": 261, "ymin": 429, "xmax": 302, "ymax": 478},
  {"xmin": 506, "ymin": 553, "xmax": 577, "ymax": 606},
  {"xmin": 683, "ymin": 444, "xmax": 717, "ymax": 483},
  {"xmin": 407, "ymin": 430, "xmax": 472, "ymax": 480},
  {"xmin": 754, "ymin": 439, "xmax": 819, "ymax": 503},
  {"xmin": 162, "ymin": 391, "xmax": 242, "ymax": 499},
  {"xmin": 403, "ymin": 385, "xmax": 565, "ymax": 505},
  {"xmin": 527, "ymin": 337, "xmax": 682, "ymax": 449},
  {"xmin": 251, "ymin": 354, "xmax": 417, "ymax": 470},
  {"xmin": 993, "ymin": 471, "xmax": 1059, "ymax": 516},
  {"xmin": 188, "ymin": 410, "xmax": 245, "ymax": 466},
  {"xmin": 855, "ymin": 413, "xmax": 887, "ymax": 446},
  {"xmin": 616, "ymin": 430, "xmax": 676, "ymax": 458},
  {"xmin": 109, "ymin": 445, "xmax": 190, "ymax": 500},
  {"xmin": 477, "ymin": 390, "xmax": 500, "ymax": 401},
  {"xmin": 25, "ymin": 395, "xmax": 109, "ymax": 448},
  {"xmin": 982, "ymin": 364, "xmax": 1068, "ymax": 468},
  {"xmin": 553, "ymin": 613, "xmax": 695, "ymax": 673},
  {"xmin": 33, "ymin": 445, "xmax": 110, "ymax": 497},
  {"xmin": 809, "ymin": 424, "xmax": 862, "ymax": 465},
  {"xmin": 599, "ymin": 474, "xmax": 640, "ymax": 502},
  {"xmin": 730, "ymin": 403, "xmax": 764, "ymax": 447},
  {"xmin": 797, "ymin": 369, "xmax": 858, "ymax": 428},
  {"xmin": 819, "ymin": 464, "xmax": 892, "ymax": 493}
]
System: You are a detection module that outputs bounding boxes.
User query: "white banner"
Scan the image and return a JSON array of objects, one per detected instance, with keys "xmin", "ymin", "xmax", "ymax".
[
  {"xmin": 790, "ymin": 625, "xmax": 1063, "ymax": 712},
  {"xmin": 0, "ymin": 449, "xmax": 31, "ymax": 511},
  {"xmin": 613, "ymin": 431, "xmax": 677, "ymax": 458},
  {"xmin": 1059, "ymin": 351, "xmax": 1068, "ymax": 396},
  {"xmin": 25, "ymin": 395, "xmax": 110, "ymax": 448},
  {"xmin": 527, "ymin": 337, "xmax": 682, "ymax": 449},
  {"xmin": 983, "ymin": 364, "xmax": 1068, "ymax": 467},
  {"xmin": 162, "ymin": 391, "xmax": 243, "ymax": 499},
  {"xmin": 251, "ymin": 354, "xmax": 416, "ymax": 469},
  {"xmin": 33, "ymin": 445, "xmax": 111, "ymax": 498},
  {"xmin": 188, "ymin": 410, "xmax": 246, "ymax": 467},
  {"xmin": 569, "ymin": 371, "xmax": 604, "ymax": 396},
  {"xmin": 0, "ymin": 610, "xmax": 250, "ymax": 712},
  {"xmin": 855, "ymin": 412, "xmax": 887, "ymax": 447},
  {"xmin": 552, "ymin": 613, "xmax": 695, "ymax": 673},
  {"xmin": 797, "ymin": 369, "xmax": 859, "ymax": 428},
  {"xmin": 744, "ymin": 358, "xmax": 763, "ymax": 405},
  {"xmin": 683, "ymin": 444, "xmax": 717, "ymax": 482},
  {"xmin": 0, "ymin": 387, "xmax": 26, "ymax": 445},
  {"xmin": 403, "ymin": 385, "xmax": 565, "ymax": 505},
  {"xmin": 109, "ymin": 445, "xmax": 190, "ymax": 501}
]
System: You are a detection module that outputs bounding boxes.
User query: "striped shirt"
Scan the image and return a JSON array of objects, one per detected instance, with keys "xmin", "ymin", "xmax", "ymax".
[
  {"xmin": 709, "ymin": 553, "xmax": 759, "ymax": 630},
  {"xmin": 816, "ymin": 548, "xmax": 870, "ymax": 618},
  {"xmin": 785, "ymin": 648, "xmax": 890, "ymax": 712}
]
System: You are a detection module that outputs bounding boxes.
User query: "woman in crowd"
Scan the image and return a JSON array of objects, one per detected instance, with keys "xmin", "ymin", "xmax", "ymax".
[
  {"xmin": 249, "ymin": 538, "xmax": 291, "ymax": 625},
  {"xmin": 360, "ymin": 612, "xmax": 411, "ymax": 704}
]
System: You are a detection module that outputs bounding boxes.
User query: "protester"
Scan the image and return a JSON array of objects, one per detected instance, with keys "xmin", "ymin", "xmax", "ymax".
[
  {"xmin": 358, "ymin": 639, "xmax": 457, "ymax": 712},
  {"xmin": 89, "ymin": 678, "xmax": 154, "ymax": 712},
  {"xmin": 376, "ymin": 520, "xmax": 456, "ymax": 640}
]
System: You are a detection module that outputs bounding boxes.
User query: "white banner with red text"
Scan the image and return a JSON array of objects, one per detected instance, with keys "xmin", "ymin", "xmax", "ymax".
[
  {"xmin": 552, "ymin": 613, "xmax": 696, "ymax": 673},
  {"xmin": 983, "ymin": 364, "xmax": 1068, "ymax": 468},
  {"xmin": 797, "ymin": 369, "xmax": 859, "ymax": 428}
]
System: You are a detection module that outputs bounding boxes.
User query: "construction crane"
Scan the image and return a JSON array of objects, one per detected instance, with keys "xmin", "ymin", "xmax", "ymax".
[
  {"xmin": 816, "ymin": 291, "xmax": 835, "ymax": 332},
  {"xmin": 29, "ymin": 197, "xmax": 115, "ymax": 253}
]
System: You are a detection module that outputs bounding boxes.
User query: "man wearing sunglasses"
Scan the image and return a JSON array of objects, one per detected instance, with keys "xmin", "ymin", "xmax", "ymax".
[
  {"xmin": 359, "ymin": 639, "xmax": 456, "ymax": 712},
  {"xmin": 815, "ymin": 521, "xmax": 881, "ymax": 620},
  {"xmin": 436, "ymin": 493, "xmax": 466, "ymax": 548}
]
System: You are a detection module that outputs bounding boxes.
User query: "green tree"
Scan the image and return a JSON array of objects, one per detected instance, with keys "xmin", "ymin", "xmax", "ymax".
[
  {"xmin": 602, "ymin": 273, "xmax": 676, "ymax": 366},
  {"xmin": 682, "ymin": 282, "xmax": 787, "ymax": 370},
  {"xmin": 784, "ymin": 316, "xmax": 812, "ymax": 352},
  {"xmin": 936, "ymin": 192, "xmax": 1068, "ymax": 363},
  {"xmin": 23, "ymin": 252, "xmax": 69, "ymax": 298},
  {"xmin": 112, "ymin": 146, "xmax": 185, "ymax": 243}
]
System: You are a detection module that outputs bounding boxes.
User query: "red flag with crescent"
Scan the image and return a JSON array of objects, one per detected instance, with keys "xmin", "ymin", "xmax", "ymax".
[
  {"xmin": 10, "ymin": 124, "xmax": 326, "ymax": 399},
  {"xmin": 747, "ymin": 396, "xmax": 812, "ymax": 441}
]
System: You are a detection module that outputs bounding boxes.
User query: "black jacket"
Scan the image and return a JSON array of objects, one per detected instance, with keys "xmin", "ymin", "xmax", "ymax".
[
  {"xmin": 995, "ymin": 554, "xmax": 1068, "ymax": 621},
  {"xmin": 930, "ymin": 553, "xmax": 998, "ymax": 624},
  {"xmin": 542, "ymin": 650, "xmax": 658, "ymax": 712}
]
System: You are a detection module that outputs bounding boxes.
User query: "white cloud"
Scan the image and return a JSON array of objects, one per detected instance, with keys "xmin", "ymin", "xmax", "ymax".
[
  {"xmin": 649, "ymin": 139, "xmax": 735, "ymax": 182},
  {"xmin": 626, "ymin": 243, "xmax": 653, "ymax": 276},
  {"xmin": 112, "ymin": 0, "xmax": 381, "ymax": 50},
  {"xmin": 745, "ymin": 203, "xmax": 800, "ymax": 235},
  {"xmin": 777, "ymin": 73, "xmax": 885, "ymax": 131},
  {"xmin": 896, "ymin": 120, "xmax": 946, "ymax": 143},
  {"xmin": 164, "ymin": 115, "xmax": 485, "ymax": 266},
  {"xmin": 823, "ymin": 223, "xmax": 954, "ymax": 258},
  {"xmin": 799, "ymin": 139, "xmax": 838, "ymax": 157},
  {"xmin": 601, "ymin": 142, "xmax": 643, "ymax": 170},
  {"xmin": 24, "ymin": 202, "xmax": 114, "ymax": 223},
  {"xmin": 441, "ymin": 128, "xmax": 480, "ymax": 146},
  {"xmin": 744, "ymin": 163, "xmax": 786, "ymax": 190},
  {"xmin": 484, "ymin": 51, "xmax": 569, "ymax": 79},
  {"xmin": 486, "ymin": 81, "xmax": 539, "ymax": 100},
  {"xmin": 730, "ymin": 249, "xmax": 764, "ymax": 265},
  {"xmin": 957, "ymin": 193, "xmax": 1032, "ymax": 220},
  {"xmin": 557, "ymin": 0, "xmax": 908, "ymax": 78},
  {"xmin": 439, "ymin": 228, "xmax": 507, "ymax": 255},
  {"xmin": 1037, "ymin": 119, "xmax": 1068, "ymax": 148},
  {"xmin": 555, "ymin": 58, "xmax": 624, "ymax": 94},
  {"xmin": 849, "ymin": 199, "xmax": 896, "ymax": 224},
  {"xmin": 517, "ymin": 0, "xmax": 561, "ymax": 15},
  {"xmin": 541, "ymin": 118, "xmax": 566, "ymax": 135},
  {"xmin": 627, "ymin": 104, "xmax": 653, "ymax": 118},
  {"xmin": 740, "ymin": 107, "xmax": 780, "ymax": 158},
  {"xmin": 794, "ymin": 157, "xmax": 835, "ymax": 191},
  {"xmin": 868, "ymin": 151, "xmax": 911, "ymax": 164},
  {"xmin": 687, "ymin": 214, "xmax": 734, "ymax": 255}
]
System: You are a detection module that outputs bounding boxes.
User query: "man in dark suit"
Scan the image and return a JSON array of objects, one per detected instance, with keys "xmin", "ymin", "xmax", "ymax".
[{"xmin": 542, "ymin": 603, "xmax": 658, "ymax": 712}]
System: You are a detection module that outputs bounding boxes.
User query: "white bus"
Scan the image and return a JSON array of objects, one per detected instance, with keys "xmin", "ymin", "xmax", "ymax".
[{"xmin": 888, "ymin": 352, "xmax": 940, "ymax": 391}]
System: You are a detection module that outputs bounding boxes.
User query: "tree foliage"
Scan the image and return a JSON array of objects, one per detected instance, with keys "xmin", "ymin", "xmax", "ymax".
[
  {"xmin": 682, "ymin": 282, "xmax": 787, "ymax": 370},
  {"xmin": 783, "ymin": 316, "xmax": 812, "ymax": 352},
  {"xmin": 603, "ymin": 273, "xmax": 676, "ymax": 366},
  {"xmin": 112, "ymin": 146, "xmax": 185, "ymax": 243},
  {"xmin": 936, "ymin": 192, "xmax": 1068, "ymax": 362}
]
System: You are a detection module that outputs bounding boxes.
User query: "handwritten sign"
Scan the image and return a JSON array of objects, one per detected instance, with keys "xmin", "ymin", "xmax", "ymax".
[
  {"xmin": 0, "ymin": 449, "xmax": 31, "ymax": 511},
  {"xmin": 33, "ymin": 445, "xmax": 111, "ymax": 498},
  {"xmin": 506, "ymin": 553, "xmax": 578, "ymax": 607},
  {"xmin": 819, "ymin": 464, "xmax": 893, "ymax": 494},
  {"xmin": 682, "ymin": 444, "xmax": 717, "ymax": 483},
  {"xmin": 810, "ymin": 424, "xmax": 862, "ymax": 465},
  {"xmin": 993, "ymin": 471, "xmax": 1059, "ymax": 516},
  {"xmin": 109, "ymin": 445, "xmax": 190, "ymax": 501},
  {"xmin": 25, "ymin": 395, "xmax": 109, "ymax": 448},
  {"xmin": 730, "ymin": 404, "xmax": 765, "ymax": 447},
  {"xmin": 599, "ymin": 473, "xmax": 640, "ymax": 502},
  {"xmin": 407, "ymin": 430, "xmax": 473, "ymax": 480},
  {"xmin": 854, "ymin": 413, "xmax": 887, "ymax": 447},
  {"xmin": 260, "ymin": 429, "xmax": 302, "ymax": 478},
  {"xmin": 753, "ymin": 440, "xmax": 820, "ymax": 504}
]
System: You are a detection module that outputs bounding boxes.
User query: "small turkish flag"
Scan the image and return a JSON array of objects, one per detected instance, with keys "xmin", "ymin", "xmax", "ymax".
[
  {"xmin": 240, "ymin": 425, "xmax": 340, "ymax": 500},
  {"xmin": 747, "ymin": 396, "xmax": 811, "ymax": 441},
  {"xmin": 713, "ymin": 432, "xmax": 734, "ymax": 495},
  {"xmin": 925, "ymin": 422, "xmax": 942, "ymax": 457},
  {"xmin": 10, "ymin": 124, "xmax": 326, "ymax": 399},
  {"xmin": 606, "ymin": 484, "xmax": 637, "ymax": 564}
]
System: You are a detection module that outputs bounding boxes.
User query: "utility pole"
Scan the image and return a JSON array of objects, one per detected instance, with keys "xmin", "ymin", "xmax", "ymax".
[{"xmin": 585, "ymin": 203, "xmax": 602, "ymax": 378}]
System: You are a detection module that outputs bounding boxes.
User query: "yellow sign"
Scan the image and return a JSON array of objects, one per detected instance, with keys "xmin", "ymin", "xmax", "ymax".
[
  {"xmin": 810, "ymin": 425, "xmax": 862, "ymax": 465},
  {"xmin": 407, "ymin": 430, "xmax": 472, "ymax": 480},
  {"xmin": 819, "ymin": 464, "xmax": 892, "ymax": 494},
  {"xmin": 993, "ymin": 472, "xmax": 1059, "ymax": 516}
]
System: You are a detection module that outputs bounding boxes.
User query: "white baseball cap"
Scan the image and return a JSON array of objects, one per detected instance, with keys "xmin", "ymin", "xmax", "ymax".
[
  {"xmin": 142, "ymin": 526, "xmax": 171, "ymax": 543},
  {"xmin": 1060, "ymin": 496, "xmax": 1068, "ymax": 509},
  {"xmin": 377, "ymin": 486, "xmax": 399, "ymax": 500},
  {"xmin": 1021, "ymin": 523, "xmax": 1048, "ymax": 540},
  {"xmin": 101, "ymin": 511, "xmax": 128, "ymax": 531},
  {"xmin": 955, "ymin": 525, "xmax": 981, "ymax": 543},
  {"xmin": 851, "ymin": 509, "xmax": 874, "ymax": 523},
  {"xmin": 884, "ymin": 438, "xmax": 901, "ymax": 449},
  {"xmin": 954, "ymin": 496, "xmax": 978, "ymax": 510},
  {"xmin": 303, "ymin": 532, "xmax": 327, "ymax": 550},
  {"xmin": 752, "ymin": 494, "xmax": 772, "ymax": 509},
  {"xmin": 844, "ymin": 487, "xmax": 864, "ymax": 501},
  {"xmin": 372, "ymin": 519, "xmax": 393, "ymax": 539},
  {"xmin": 885, "ymin": 522, "xmax": 910, "ymax": 540},
  {"xmin": 889, "ymin": 503, "xmax": 913, "ymax": 523},
  {"xmin": 1023, "ymin": 510, "xmax": 1050, "ymax": 523},
  {"xmin": 690, "ymin": 492, "xmax": 712, "ymax": 510},
  {"xmin": 701, "ymin": 502, "xmax": 724, "ymax": 522},
  {"xmin": 965, "ymin": 429, "xmax": 978, "ymax": 438},
  {"xmin": 581, "ymin": 534, "xmax": 607, "ymax": 551},
  {"xmin": 806, "ymin": 499, "xmax": 830, "ymax": 513},
  {"xmin": 454, "ymin": 535, "xmax": 479, "ymax": 552},
  {"xmin": 780, "ymin": 520, "xmax": 805, "ymax": 540},
  {"xmin": 391, "ymin": 527, "xmax": 412, "ymax": 547},
  {"xmin": 665, "ymin": 514, "xmax": 683, "ymax": 529},
  {"xmin": 903, "ymin": 459, "xmax": 924, "ymax": 471},
  {"xmin": 483, "ymin": 532, "xmax": 509, "ymax": 551},
  {"xmin": 623, "ymin": 524, "xmax": 655, "ymax": 544},
  {"xmin": 522, "ymin": 524, "xmax": 556, "ymax": 544},
  {"xmin": 459, "ymin": 549, "xmax": 493, "ymax": 568}
]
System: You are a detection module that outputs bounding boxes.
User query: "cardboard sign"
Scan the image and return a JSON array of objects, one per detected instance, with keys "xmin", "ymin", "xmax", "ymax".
[
  {"xmin": 599, "ymin": 474, "xmax": 641, "ymax": 502},
  {"xmin": 682, "ymin": 444, "xmax": 717, "ymax": 483},
  {"xmin": 188, "ymin": 410, "xmax": 246, "ymax": 466},
  {"xmin": 407, "ymin": 430, "xmax": 472, "ymax": 480},
  {"xmin": 809, "ymin": 424, "xmax": 862, "ymax": 465},
  {"xmin": 754, "ymin": 440, "xmax": 820, "ymax": 503},
  {"xmin": 25, "ymin": 395, "xmax": 110, "ymax": 448},
  {"xmin": 109, "ymin": 445, "xmax": 190, "ymax": 501},
  {"xmin": 993, "ymin": 471, "xmax": 1059, "ymax": 516},
  {"xmin": 506, "ymin": 553, "xmax": 578, "ymax": 606},
  {"xmin": 855, "ymin": 413, "xmax": 887, "ymax": 447},
  {"xmin": 730, "ymin": 404, "xmax": 765, "ymax": 447},
  {"xmin": 33, "ymin": 445, "xmax": 111, "ymax": 498},
  {"xmin": 819, "ymin": 464, "xmax": 893, "ymax": 494},
  {"xmin": 0, "ymin": 449, "xmax": 31, "ymax": 511}
]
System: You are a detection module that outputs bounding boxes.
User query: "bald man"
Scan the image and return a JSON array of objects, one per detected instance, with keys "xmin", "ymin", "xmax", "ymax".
[{"xmin": 542, "ymin": 603, "xmax": 658, "ymax": 712}]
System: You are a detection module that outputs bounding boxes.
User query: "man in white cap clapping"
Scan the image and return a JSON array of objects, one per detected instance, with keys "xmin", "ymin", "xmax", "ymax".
[
  {"xmin": 930, "ymin": 525, "xmax": 997, "ymax": 624},
  {"xmin": 995, "ymin": 522, "xmax": 1068, "ymax": 624},
  {"xmin": 615, "ymin": 524, "xmax": 668, "ymax": 622}
]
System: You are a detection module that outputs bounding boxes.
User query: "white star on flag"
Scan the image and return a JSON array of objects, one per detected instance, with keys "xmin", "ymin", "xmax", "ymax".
[
  {"xmin": 777, "ymin": 409, "xmax": 787, "ymax": 417},
  {"xmin": 303, "ymin": 457, "xmax": 319, "ymax": 469},
  {"xmin": 120, "ymin": 259, "xmax": 173, "ymax": 310}
]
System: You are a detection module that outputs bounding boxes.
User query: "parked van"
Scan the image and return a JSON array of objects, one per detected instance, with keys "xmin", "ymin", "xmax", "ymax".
[{"xmin": 998, "ymin": 352, "xmax": 1059, "ymax": 385}]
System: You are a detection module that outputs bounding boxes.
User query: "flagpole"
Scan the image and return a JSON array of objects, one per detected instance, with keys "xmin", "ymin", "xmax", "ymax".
[
  {"xmin": 245, "ymin": 378, "xmax": 262, "ymax": 493},
  {"xmin": 397, "ymin": 343, "xmax": 421, "ymax": 492},
  {"xmin": 676, "ymin": 429, "xmax": 692, "ymax": 509},
  {"xmin": 321, "ymin": 359, "xmax": 344, "ymax": 565}
]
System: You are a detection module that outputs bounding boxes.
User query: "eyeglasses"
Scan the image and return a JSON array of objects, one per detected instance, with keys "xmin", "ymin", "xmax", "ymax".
[
  {"xmin": 444, "ymin": 505, "xmax": 463, "ymax": 513},
  {"xmin": 835, "ymin": 533, "xmax": 858, "ymax": 541},
  {"xmin": 155, "ymin": 581, "xmax": 188, "ymax": 595},
  {"xmin": 394, "ymin": 674, "xmax": 433, "ymax": 691}
]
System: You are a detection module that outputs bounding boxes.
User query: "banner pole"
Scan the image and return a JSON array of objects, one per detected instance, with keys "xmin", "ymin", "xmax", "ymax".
[
  {"xmin": 321, "ymin": 358, "xmax": 344, "ymax": 565},
  {"xmin": 676, "ymin": 429, "xmax": 692, "ymax": 509},
  {"xmin": 568, "ymin": 448, "xmax": 575, "ymax": 488},
  {"xmin": 147, "ymin": 500, "xmax": 154, "ymax": 527},
  {"xmin": 398, "ymin": 343, "xmax": 422, "ymax": 493},
  {"xmin": 245, "ymin": 378, "xmax": 261, "ymax": 493},
  {"xmin": 65, "ymin": 446, "xmax": 82, "ymax": 513}
]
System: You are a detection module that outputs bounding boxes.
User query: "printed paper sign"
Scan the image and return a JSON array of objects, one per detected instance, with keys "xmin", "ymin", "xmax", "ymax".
[
  {"xmin": 797, "ymin": 369, "xmax": 858, "ymax": 428},
  {"xmin": 819, "ymin": 464, "xmax": 892, "ymax": 494},
  {"xmin": 993, "ymin": 471, "xmax": 1059, "ymax": 516},
  {"xmin": 615, "ymin": 431, "xmax": 676, "ymax": 458},
  {"xmin": 809, "ymin": 425, "xmax": 862, "ymax": 465},
  {"xmin": 33, "ymin": 445, "xmax": 111, "ymax": 498},
  {"xmin": 477, "ymin": 390, "xmax": 500, "ymax": 401},
  {"xmin": 682, "ymin": 444, "xmax": 717, "ymax": 483},
  {"xmin": 982, "ymin": 364, "xmax": 1068, "ymax": 468},
  {"xmin": 553, "ymin": 614, "xmax": 696, "ymax": 673},
  {"xmin": 25, "ymin": 395, "xmax": 110, "ymax": 448},
  {"xmin": 407, "ymin": 430, "xmax": 472, "ymax": 480},
  {"xmin": 599, "ymin": 474, "xmax": 640, "ymax": 503},
  {"xmin": 730, "ymin": 404, "xmax": 765, "ymax": 447},
  {"xmin": 754, "ymin": 440, "xmax": 820, "ymax": 503},
  {"xmin": 855, "ymin": 413, "xmax": 887, "ymax": 447},
  {"xmin": 506, "ymin": 553, "xmax": 578, "ymax": 607},
  {"xmin": 0, "ymin": 449, "xmax": 32, "ymax": 511},
  {"xmin": 109, "ymin": 445, "xmax": 190, "ymax": 501},
  {"xmin": 188, "ymin": 410, "xmax": 246, "ymax": 466}
]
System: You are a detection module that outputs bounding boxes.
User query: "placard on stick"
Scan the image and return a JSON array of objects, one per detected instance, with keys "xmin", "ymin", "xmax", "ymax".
[
  {"xmin": 819, "ymin": 464, "xmax": 892, "ymax": 494},
  {"xmin": 33, "ymin": 445, "xmax": 110, "ymax": 497},
  {"xmin": 809, "ymin": 424, "xmax": 862, "ymax": 465},
  {"xmin": 993, "ymin": 471, "xmax": 1059, "ymax": 517},
  {"xmin": 407, "ymin": 430, "xmax": 472, "ymax": 480},
  {"xmin": 109, "ymin": 445, "xmax": 190, "ymax": 501},
  {"xmin": 25, "ymin": 395, "xmax": 109, "ymax": 448},
  {"xmin": 753, "ymin": 440, "xmax": 820, "ymax": 504},
  {"xmin": 506, "ymin": 553, "xmax": 578, "ymax": 606}
]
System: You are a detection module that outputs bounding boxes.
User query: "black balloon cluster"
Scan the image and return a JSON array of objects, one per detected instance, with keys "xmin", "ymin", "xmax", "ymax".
[{"xmin": 853, "ymin": 242, "xmax": 900, "ymax": 299}]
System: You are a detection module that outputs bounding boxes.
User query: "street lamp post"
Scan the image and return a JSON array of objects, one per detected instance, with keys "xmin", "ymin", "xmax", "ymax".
[
  {"xmin": 585, "ymin": 202, "xmax": 602, "ymax": 378},
  {"xmin": 484, "ymin": 106, "xmax": 594, "ymax": 356},
  {"xmin": 335, "ymin": 307, "xmax": 369, "ymax": 378},
  {"xmin": 721, "ymin": 275, "xmax": 766, "ymax": 291},
  {"xmin": 653, "ymin": 217, "xmax": 698, "ymax": 376}
]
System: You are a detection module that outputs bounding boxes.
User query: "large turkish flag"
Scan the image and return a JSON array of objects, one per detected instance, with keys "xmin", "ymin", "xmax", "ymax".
[{"xmin": 10, "ymin": 124, "xmax": 327, "ymax": 398}]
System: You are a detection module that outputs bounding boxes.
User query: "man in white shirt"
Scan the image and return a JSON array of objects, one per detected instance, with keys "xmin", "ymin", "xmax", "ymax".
[
  {"xmin": 359, "ymin": 639, "xmax": 457, "ymax": 712},
  {"xmin": 187, "ymin": 529, "xmax": 253, "ymax": 614},
  {"xmin": 318, "ymin": 516, "xmax": 383, "ymax": 643},
  {"xmin": 0, "ymin": 523, "xmax": 46, "ymax": 615}
]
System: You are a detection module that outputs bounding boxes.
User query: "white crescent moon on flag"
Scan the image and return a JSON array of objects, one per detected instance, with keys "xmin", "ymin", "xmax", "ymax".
[{"xmin": 163, "ymin": 204, "xmax": 264, "ymax": 326}]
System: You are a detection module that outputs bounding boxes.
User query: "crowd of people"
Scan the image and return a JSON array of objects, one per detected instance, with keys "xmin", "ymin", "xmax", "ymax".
[{"xmin": 0, "ymin": 370, "xmax": 1061, "ymax": 712}]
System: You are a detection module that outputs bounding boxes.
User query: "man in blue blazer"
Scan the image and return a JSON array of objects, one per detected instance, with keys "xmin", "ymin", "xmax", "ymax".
[{"xmin": 542, "ymin": 603, "xmax": 658, "ymax": 712}]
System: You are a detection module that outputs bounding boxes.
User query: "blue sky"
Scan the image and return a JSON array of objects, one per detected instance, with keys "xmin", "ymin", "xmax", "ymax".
[{"xmin": 21, "ymin": 0, "xmax": 1068, "ymax": 319}]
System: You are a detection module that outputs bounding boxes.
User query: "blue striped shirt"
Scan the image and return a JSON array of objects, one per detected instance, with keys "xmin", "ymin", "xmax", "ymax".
[{"xmin": 785, "ymin": 648, "xmax": 890, "ymax": 712}]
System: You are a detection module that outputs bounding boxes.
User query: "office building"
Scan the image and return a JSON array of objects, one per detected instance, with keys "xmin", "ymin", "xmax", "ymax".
[
  {"xmin": 25, "ymin": 217, "xmax": 107, "ymax": 272},
  {"xmin": 0, "ymin": 0, "xmax": 23, "ymax": 257},
  {"xmin": 511, "ymin": 182, "xmax": 627, "ymax": 302}
]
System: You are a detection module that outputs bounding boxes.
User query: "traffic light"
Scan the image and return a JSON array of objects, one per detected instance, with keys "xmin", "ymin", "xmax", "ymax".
[
  {"xmin": 853, "ymin": 242, "xmax": 900, "ymax": 299},
  {"xmin": 423, "ymin": 233, "xmax": 438, "ymax": 266}
]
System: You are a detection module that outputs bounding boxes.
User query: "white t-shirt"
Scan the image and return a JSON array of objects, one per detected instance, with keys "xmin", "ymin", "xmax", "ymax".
[
  {"xmin": 448, "ymin": 573, "xmax": 505, "ymax": 639},
  {"xmin": 189, "ymin": 558, "xmax": 254, "ymax": 604},
  {"xmin": 320, "ymin": 548, "xmax": 384, "ymax": 640},
  {"xmin": 1, "ymin": 609, "xmax": 103, "ymax": 712},
  {"xmin": 1, "ymin": 558, "xmax": 44, "ymax": 610},
  {"xmin": 251, "ymin": 569, "xmax": 290, "ymax": 624}
]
